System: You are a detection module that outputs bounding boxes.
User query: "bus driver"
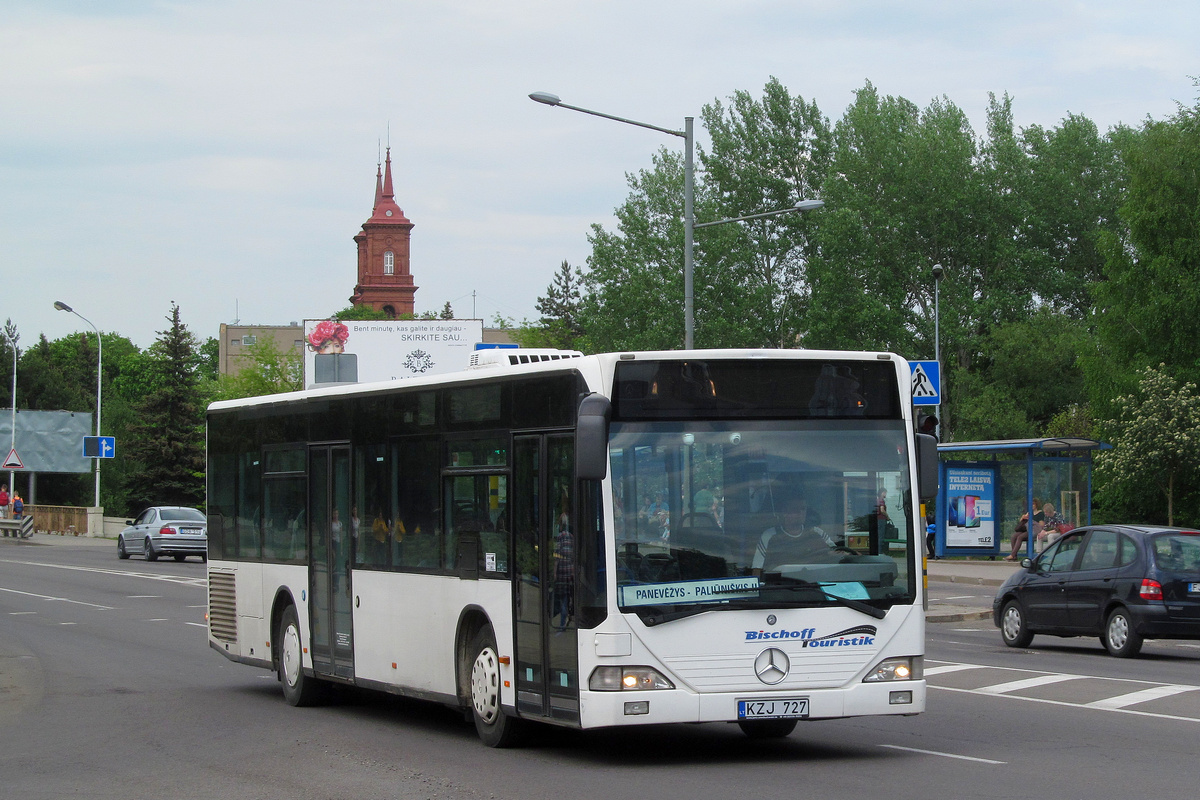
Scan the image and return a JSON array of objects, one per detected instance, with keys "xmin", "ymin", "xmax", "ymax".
[{"xmin": 752, "ymin": 494, "xmax": 840, "ymax": 575}]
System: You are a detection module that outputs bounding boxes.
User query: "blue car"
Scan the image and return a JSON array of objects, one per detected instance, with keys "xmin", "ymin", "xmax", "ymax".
[{"xmin": 993, "ymin": 525, "xmax": 1200, "ymax": 657}]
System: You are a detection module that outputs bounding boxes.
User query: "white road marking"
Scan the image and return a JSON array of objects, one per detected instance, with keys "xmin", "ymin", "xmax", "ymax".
[
  {"xmin": 0, "ymin": 585, "xmax": 114, "ymax": 610},
  {"xmin": 128, "ymin": 595, "xmax": 162, "ymax": 599},
  {"xmin": 146, "ymin": 618, "xmax": 169, "ymax": 622},
  {"xmin": 880, "ymin": 744, "xmax": 1006, "ymax": 764},
  {"xmin": 0, "ymin": 558, "xmax": 206, "ymax": 587},
  {"xmin": 185, "ymin": 622, "xmax": 206, "ymax": 627},
  {"xmin": 924, "ymin": 664, "xmax": 981, "ymax": 676},
  {"xmin": 976, "ymin": 674, "xmax": 1082, "ymax": 694},
  {"xmin": 1085, "ymin": 685, "xmax": 1197, "ymax": 710},
  {"xmin": 943, "ymin": 595, "xmax": 977, "ymax": 600},
  {"xmin": 927, "ymin": 660, "xmax": 1200, "ymax": 723},
  {"xmin": 9, "ymin": 611, "xmax": 37, "ymax": 615}
]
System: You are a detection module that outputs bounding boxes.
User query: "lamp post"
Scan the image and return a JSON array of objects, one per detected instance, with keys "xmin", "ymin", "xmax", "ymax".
[
  {"xmin": 530, "ymin": 91, "xmax": 697, "ymax": 349},
  {"xmin": 931, "ymin": 264, "xmax": 943, "ymax": 368},
  {"xmin": 54, "ymin": 301, "xmax": 102, "ymax": 509},
  {"xmin": 2, "ymin": 322, "xmax": 16, "ymax": 499}
]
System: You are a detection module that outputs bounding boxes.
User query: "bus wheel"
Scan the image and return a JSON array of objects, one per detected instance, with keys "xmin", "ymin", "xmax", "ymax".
[
  {"xmin": 468, "ymin": 627, "xmax": 525, "ymax": 747},
  {"xmin": 278, "ymin": 605, "xmax": 326, "ymax": 707},
  {"xmin": 738, "ymin": 719, "xmax": 798, "ymax": 739}
]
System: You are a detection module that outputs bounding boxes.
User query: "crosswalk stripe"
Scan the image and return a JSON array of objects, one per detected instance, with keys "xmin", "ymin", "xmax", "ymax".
[
  {"xmin": 1084, "ymin": 684, "xmax": 1197, "ymax": 710},
  {"xmin": 975, "ymin": 674, "xmax": 1082, "ymax": 694}
]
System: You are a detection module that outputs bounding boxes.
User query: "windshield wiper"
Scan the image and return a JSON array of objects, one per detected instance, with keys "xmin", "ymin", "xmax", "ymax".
[{"xmin": 761, "ymin": 579, "xmax": 888, "ymax": 620}]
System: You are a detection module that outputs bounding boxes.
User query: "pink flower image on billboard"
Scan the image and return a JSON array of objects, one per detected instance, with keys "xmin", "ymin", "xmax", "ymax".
[{"xmin": 307, "ymin": 320, "xmax": 350, "ymax": 354}]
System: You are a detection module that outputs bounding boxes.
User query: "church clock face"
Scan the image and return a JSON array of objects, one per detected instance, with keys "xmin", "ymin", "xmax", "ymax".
[{"xmin": 385, "ymin": 210, "xmax": 393, "ymax": 216}]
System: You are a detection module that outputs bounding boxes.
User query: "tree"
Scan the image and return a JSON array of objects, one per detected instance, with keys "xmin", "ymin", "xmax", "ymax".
[
  {"xmin": 439, "ymin": 302, "xmax": 454, "ymax": 320},
  {"xmin": 527, "ymin": 261, "xmax": 586, "ymax": 350},
  {"xmin": 212, "ymin": 337, "xmax": 303, "ymax": 400},
  {"xmin": 1090, "ymin": 85, "xmax": 1200, "ymax": 411},
  {"xmin": 580, "ymin": 78, "xmax": 832, "ymax": 351},
  {"xmin": 332, "ymin": 304, "xmax": 393, "ymax": 321},
  {"xmin": 1097, "ymin": 365, "xmax": 1200, "ymax": 525},
  {"xmin": 123, "ymin": 304, "xmax": 205, "ymax": 510}
]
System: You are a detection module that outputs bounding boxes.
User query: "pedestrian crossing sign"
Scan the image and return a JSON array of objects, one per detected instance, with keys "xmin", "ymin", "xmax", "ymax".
[{"xmin": 909, "ymin": 361, "xmax": 941, "ymax": 405}]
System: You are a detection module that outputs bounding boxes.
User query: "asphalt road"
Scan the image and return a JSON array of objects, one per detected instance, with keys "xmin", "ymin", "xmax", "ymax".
[{"xmin": 2, "ymin": 535, "xmax": 1196, "ymax": 800}]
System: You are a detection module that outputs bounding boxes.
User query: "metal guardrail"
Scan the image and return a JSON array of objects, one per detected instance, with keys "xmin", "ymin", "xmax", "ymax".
[{"xmin": 0, "ymin": 516, "xmax": 34, "ymax": 538}]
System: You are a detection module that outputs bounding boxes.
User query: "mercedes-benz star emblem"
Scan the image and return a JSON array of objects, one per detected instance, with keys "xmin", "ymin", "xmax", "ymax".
[{"xmin": 754, "ymin": 648, "xmax": 790, "ymax": 685}]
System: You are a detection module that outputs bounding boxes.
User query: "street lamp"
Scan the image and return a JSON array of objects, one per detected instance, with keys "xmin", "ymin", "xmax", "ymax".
[
  {"xmin": 54, "ymin": 301, "xmax": 102, "ymax": 509},
  {"xmin": 694, "ymin": 199, "xmax": 825, "ymax": 229},
  {"xmin": 2, "ymin": 322, "xmax": 16, "ymax": 498},
  {"xmin": 931, "ymin": 264, "xmax": 943, "ymax": 367},
  {"xmin": 530, "ymin": 91, "xmax": 697, "ymax": 349}
]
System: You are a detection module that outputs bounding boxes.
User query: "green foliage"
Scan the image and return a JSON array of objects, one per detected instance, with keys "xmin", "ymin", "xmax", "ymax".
[
  {"xmin": 527, "ymin": 261, "xmax": 586, "ymax": 350},
  {"xmin": 332, "ymin": 304, "xmax": 394, "ymax": 321},
  {"xmin": 211, "ymin": 337, "xmax": 303, "ymax": 401},
  {"xmin": 123, "ymin": 304, "xmax": 206, "ymax": 511},
  {"xmin": 1091, "ymin": 87, "xmax": 1200, "ymax": 402},
  {"xmin": 1096, "ymin": 365, "xmax": 1200, "ymax": 525}
]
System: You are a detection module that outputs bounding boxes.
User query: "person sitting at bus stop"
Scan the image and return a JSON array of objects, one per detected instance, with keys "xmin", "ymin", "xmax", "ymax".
[
  {"xmin": 1036, "ymin": 502, "xmax": 1067, "ymax": 550},
  {"xmin": 1006, "ymin": 496, "xmax": 1042, "ymax": 560},
  {"xmin": 752, "ymin": 495, "xmax": 839, "ymax": 575}
]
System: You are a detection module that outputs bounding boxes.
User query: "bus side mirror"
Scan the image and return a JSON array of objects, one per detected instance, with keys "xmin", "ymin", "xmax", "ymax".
[
  {"xmin": 576, "ymin": 393, "xmax": 611, "ymax": 481},
  {"xmin": 916, "ymin": 433, "xmax": 939, "ymax": 501}
]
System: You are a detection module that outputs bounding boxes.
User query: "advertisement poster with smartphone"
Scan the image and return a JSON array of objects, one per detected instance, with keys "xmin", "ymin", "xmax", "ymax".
[
  {"xmin": 944, "ymin": 466, "xmax": 996, "ymax": 549},
  {"xmin": 303, "ymin": 319, "xmax": 483, "ymax": 387}
]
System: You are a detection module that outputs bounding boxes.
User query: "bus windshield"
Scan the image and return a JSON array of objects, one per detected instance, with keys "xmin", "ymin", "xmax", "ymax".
[{"xmin": 609, "ymin": 420, "xmax": 915, "ymax": 621}]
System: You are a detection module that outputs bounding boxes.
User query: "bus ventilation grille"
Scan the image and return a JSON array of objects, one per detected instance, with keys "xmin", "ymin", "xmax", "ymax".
[
  {"xmin": 207, "ymin": 571, "xmax": 237, "ymax": 644},
  {"xmin": 469, "ymin": 349, "xmax": 584, "ymax": 368}
]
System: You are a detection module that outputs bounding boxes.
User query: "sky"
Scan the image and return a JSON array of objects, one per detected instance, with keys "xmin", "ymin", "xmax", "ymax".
[{"xmin": 3, "ymin": 0, "xmax": 1198, "ymax": 350}]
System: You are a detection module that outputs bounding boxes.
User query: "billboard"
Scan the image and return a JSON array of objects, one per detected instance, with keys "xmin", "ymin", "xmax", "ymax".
[
  {"xmin": 0, "ymin": 410, "xmax": 93, "ymax": 473},
  {"xmin": 944, "ymin": 466, "xmax": 997, "ymax": 549},
  {"xmin": 303, "ymin": 319, "xmax": 484, "ymax": 387}
]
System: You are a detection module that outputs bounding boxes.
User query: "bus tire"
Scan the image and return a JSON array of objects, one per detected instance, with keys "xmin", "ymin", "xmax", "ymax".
[
  {"xmin": 278, "ymin": 605, "xmax": 326, "ymax": 707},
  {"xmin": 468, "ymin": 627, "xmax": 525, "ymax": 748},
  {"xmin": 738, "ymin": 719, "xmax": 798, "ymax": 738}
]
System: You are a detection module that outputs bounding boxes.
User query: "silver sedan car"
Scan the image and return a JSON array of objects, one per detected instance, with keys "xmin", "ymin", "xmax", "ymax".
[{"xmin": 117, "ymin": 507, "xmax": 208, "ymax": 562}]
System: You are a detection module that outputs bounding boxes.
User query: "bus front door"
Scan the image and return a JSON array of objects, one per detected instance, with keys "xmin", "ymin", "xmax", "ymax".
[
  {"xmin": 513, "ymin": 434, "xmax": 579, "ymax": 724},
  {"xmin": 309, "ymin": 445, "xmax": 355, "ymax": 680}
]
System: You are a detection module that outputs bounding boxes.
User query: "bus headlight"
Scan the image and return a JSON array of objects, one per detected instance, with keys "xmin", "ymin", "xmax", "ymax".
[
  {"xmin": 589, "ymin": 666, "xmax": 675, "ymax": 691},
  {"xmin": 862, "ymin": 657, "xmax": 920, "ymax": 682}
]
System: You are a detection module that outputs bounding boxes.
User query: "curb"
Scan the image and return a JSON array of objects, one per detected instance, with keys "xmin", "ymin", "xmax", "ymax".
[{"xmin": 927, "ymin": 574, "xmax": 1009, "ymax": 588}]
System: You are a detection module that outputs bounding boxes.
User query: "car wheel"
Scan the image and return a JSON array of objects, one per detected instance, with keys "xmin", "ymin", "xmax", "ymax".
[
  {"xmin": 1103, "ymin": 608, "xmax": 1143, "ymax": 657},
  {"xmin": 117, "ymin": 537, "xmax": 130, "ymax": 560},
  {"xmin": 469, "ymin": 626, "xmax": 526, "ymax": 747},
  {"xmin": 738, "ymin": 719, "xmax": 798, "ymax": 739},
  {"xmin": 1000, "ymin": 600, "xmax": 1034, "ymax": 648},
  {"xmin": 144, "ymin": 537, "xmax": 158, "ymax": 562},
  {"xmin": 278, "ymin": 605, "xmax": 326, "ymax": 707}
]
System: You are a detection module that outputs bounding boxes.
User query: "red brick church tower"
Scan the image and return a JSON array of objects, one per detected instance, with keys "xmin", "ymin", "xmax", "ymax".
[{"xmin": 350, "ymin": 148, "xmax": 417, "ymax": 316}]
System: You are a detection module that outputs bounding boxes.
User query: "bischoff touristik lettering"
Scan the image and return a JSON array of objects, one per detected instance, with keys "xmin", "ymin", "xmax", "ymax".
[{"xmin": 745, "ymin": 625, "xmax": 878, "ymax": 647}]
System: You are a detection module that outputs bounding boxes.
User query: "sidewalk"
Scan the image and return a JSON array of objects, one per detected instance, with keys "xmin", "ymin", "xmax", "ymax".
[{"xmin": 925, "ymin": 557, "xmax": 1021, "ymax": 623}]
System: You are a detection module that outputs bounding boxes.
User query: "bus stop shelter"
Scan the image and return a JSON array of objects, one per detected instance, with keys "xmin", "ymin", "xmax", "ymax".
[{"xmin": 931, "ymin": 438, "xmax": 1111, "ymax": 560}]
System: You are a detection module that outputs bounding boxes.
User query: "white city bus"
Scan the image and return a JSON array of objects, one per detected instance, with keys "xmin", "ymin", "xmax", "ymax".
[{"xmin": 206, "ymin": 348, "xmax": 939, "ymax": 746}]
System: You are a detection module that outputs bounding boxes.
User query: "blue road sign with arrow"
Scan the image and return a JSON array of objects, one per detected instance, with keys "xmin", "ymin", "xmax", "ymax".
[{"xmin": 83, "ymin": 436, "xmax": 116, "ymax": 459}]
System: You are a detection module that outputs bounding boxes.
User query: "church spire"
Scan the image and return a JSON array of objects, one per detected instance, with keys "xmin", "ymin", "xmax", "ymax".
[
  {"xmin": 382, "ymin": 146, "xmax": 395, "ymax": 199},
  {"xmin": 366, "ymin": 146, "xmax": 409, "ymax": 224}
]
